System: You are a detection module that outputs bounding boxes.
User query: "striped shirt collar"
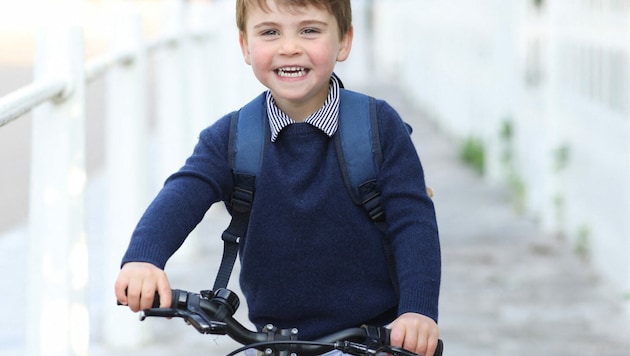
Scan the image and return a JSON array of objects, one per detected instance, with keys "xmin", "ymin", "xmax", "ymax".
[{"xmin": 266, "ymin": 76, "xmax": 340, "ymax": 142}]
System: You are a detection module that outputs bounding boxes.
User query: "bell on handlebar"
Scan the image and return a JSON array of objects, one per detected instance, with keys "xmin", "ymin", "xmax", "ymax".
[{"xmin": 212, "ymin": 288, "xmax": 240, "ymax": 316}]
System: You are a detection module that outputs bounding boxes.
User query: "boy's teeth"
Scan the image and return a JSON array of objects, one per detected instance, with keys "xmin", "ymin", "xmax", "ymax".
[{"xmin": 277, "ymin": 67, "xmax": 307, "ymax": 77}]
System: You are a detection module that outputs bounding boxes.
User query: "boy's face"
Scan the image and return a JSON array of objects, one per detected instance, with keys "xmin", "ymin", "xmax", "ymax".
[{"xmin": 239, "ymin": 0, "xmax": 353, "ymax": 118}]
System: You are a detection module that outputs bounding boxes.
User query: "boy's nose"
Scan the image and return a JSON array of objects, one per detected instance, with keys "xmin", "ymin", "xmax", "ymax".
[{"xmin": 278, "ymin": 37, "xmax": 302, "ymax": 56}]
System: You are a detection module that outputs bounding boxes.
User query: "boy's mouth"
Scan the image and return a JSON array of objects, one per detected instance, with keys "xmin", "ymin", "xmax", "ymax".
[{"xmin": 276, "ymin": 66, "xmax": 308, "ymax": 78}]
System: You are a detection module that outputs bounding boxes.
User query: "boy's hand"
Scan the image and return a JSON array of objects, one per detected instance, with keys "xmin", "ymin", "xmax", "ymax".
[
  {"xmin": 114, "ymin": 262, "xmax": 172, "ymax": 312},
  {"xmin": 389, "ymin": 312, "xmax": 439, "ymax": 356}
]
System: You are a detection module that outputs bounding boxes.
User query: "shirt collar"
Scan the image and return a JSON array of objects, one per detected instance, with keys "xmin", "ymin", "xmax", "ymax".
[{"xmin": 266, "ymin": 76, "xmax": 341, "ymax": 142}]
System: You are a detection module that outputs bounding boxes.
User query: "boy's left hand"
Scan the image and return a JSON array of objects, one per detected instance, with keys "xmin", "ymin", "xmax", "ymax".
[{"xmin": 389, "ymin": 312, "xmax": 439, "ymax": 356}]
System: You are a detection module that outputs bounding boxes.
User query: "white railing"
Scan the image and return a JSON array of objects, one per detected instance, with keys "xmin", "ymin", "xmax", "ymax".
[
  {"xmin": 371, "ymin": 0, "xmax": 630, "ymax": 299},
  {"xmin": 0, "ymin": 0, "xmax": 374, "ymax": 353},
  {"xmin": 0, "ymin": 1, "xmax": 259, "ymax": 354},
  {"xmin": 0, "ymin": 79, "xmax": 67, "ymax": 127}
]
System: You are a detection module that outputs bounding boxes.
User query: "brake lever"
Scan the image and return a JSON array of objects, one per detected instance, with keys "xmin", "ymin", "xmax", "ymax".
[
  {"xmin": 140, "ymin": 307, "xmax": 228, "ymax": 335},
  {"xmin": 335, "ymin": 341, "xmax": 380, "ymax": 355},
  {"xmin": 139, "ymin": 307, "xmax": 181, "ymax": 320}
]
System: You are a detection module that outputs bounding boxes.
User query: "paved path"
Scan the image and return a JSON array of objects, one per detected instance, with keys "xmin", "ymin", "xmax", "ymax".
[
  {"xmin": 371, "ymin": 84, "xmax": 630, "ymax": 355},
  {"xmin": 2, "ymin": 80, "xmax": 630, "ymax": 355}
]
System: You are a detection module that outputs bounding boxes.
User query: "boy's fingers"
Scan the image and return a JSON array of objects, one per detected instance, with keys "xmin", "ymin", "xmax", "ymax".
[
  {"xmin": 125, "ymin": 284, "xmax": 141, "ymax": 312},
  {"xmin": 126, "ymin": 275, "xmax": 151, "ymax": 312},
  {"xmin": 425, "ymin": 338, "xmax": 438, "ymax": 356},
  {"xmin": 390, "ymin": 313, "xmax": 440, "ymax": 356},
  {"xmin": 140, "ymin": 283, "xmax": 158, "ymax": 310},
  {"xmin": 157, "ymin": 279, "xmax": 172, "ymax": 308},
  {"xmin": 388, "ymin": 324, "xmax": 404, "ymax": 348},
  {"xmin": 114, "ymin": 263, "xmax": 171, "ymax": 311},
  {"xmin": 114, "ymin": 283, "xmax": 127, "ymax": 305},
  {"xmin": 422, "ymin": 328, "xmax": 440, "ymax": 356}
]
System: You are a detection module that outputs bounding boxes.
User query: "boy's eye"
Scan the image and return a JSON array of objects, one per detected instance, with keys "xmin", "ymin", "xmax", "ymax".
[
  {"xmin": 261, "ymin": 29, "xmax": 279, "ymax": 36},
  {"xmin": 302, "ymin": 28, "xmax": 320, "ymax": 35}
]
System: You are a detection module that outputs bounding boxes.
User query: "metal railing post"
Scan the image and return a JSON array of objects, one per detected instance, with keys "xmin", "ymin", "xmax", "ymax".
[
  {"xmin": 157, "ymin": 0, "xmax": 201, "ymax": 261},
  {"xmin": 101, "ymin": 4, "xmax": 153, "ymax": 348},
  {"xmin": 188, "ymin": 0, "xmax": 214, "ymax": 135},
  {"xmin": 26, "ymin": 26, "xmax": 89, "ymax": 356},
  {"xmin": 156, "ymin": 0, "xmax": 191, "ymax": 179}
]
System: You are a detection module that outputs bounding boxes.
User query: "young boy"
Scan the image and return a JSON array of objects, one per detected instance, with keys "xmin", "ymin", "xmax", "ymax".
[{"xmin": 114, "ymin": 0, "xmax": 441, "ymax": 355}]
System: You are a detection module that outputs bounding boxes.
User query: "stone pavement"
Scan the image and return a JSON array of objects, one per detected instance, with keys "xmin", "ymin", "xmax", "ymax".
[
  {"xmin": 372, "ymin": 84, "xmax": 630, "ymax": 355},
  {"xmin": 371, "ymin": 83, "xmax": 630, "ymax": 355},
  {"xmin": 3, "ymin": 82, "xmax": 630, "ymax": 355}
]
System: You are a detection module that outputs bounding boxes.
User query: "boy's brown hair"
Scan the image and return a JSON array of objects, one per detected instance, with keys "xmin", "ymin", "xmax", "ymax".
[{"xmin": 236, "ymin": 0, "xmax": 352, "ymax": 39}]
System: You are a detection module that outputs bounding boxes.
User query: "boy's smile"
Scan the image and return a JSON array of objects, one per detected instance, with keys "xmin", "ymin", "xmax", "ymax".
[
  {"xmin": 239, "ymin": 0, "xmax": 353, "ymax": 121},
  {"xmin": 276, "ymin": 66, "xmax": 308, "ymax": 78}
]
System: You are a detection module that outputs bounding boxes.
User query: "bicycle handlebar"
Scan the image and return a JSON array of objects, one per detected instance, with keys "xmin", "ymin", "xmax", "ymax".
[{"xmin": 121, "ymin": 288, "xmax": 444, "ymax": 356}]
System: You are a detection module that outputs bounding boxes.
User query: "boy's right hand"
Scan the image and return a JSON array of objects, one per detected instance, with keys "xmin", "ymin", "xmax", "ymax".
[{"xmin": 114, "ymin": 262, "xmax": 172, "ymax": 312}]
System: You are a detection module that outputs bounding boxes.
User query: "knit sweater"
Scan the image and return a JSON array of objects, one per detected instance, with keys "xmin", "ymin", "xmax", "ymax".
[{"xmin": 121, "ymin": 94, "xmax": 441, "ymax": 340}]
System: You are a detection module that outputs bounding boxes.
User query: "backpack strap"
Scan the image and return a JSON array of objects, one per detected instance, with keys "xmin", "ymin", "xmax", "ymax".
[
  {"xmin": 213, "ymin": 89, "xmax": 401, "ymax": 296},
  {"xmin": 335, "ymin": 89, "xmax": 399, "ymax": 296},
  {"xmin": 335, "ymin": 90, "xmax": 385, "ymax": 225},
  {"xmin": 213, "ymin": 93, "xmax": 267, "ymax": 291}
]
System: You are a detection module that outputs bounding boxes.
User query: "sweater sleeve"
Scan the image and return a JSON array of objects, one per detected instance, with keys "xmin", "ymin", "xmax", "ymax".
[
  {"xmin": 121, "ymin": 114, "xmax": 234, "ymax": 269},
  {"xmin": 375, "ymin": 100, "xmax": 441, "ymax": 322}
]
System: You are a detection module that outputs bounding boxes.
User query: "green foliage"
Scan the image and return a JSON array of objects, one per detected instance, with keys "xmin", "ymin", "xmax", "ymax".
[
  {"xmin": 553, "ymin": 144, "xmax": 570, "ymax": 172},
  {"xmin": 499, "ymin": 119, "xmax": 513, "ymax": 142},
  {"xmin": 460, "ymin": 137, "xmax": 485, "ymax": 174},
  {"xmin": 575, "ymin": 225, "xmax": 591, "ymax": 260},
  {"xmin": 499, "ymin": 117, "xmax": 526, "ymax": 211},
  {"xmin": 499, "ymin": 120, "xmax": 514, "ymax": 167},
  {"xmin": 507, "ymin": 170, "xmax": 526, "ymax": 213}
]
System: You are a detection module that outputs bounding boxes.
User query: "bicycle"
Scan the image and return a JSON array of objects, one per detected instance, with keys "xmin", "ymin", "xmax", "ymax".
[{"xmin": 120, "ymin": 287, "xmax": 444, "ymax": 356}]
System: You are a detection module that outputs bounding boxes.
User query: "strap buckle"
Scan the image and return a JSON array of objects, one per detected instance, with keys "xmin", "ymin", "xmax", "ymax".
[
  {"xmin": 359, "ymin": 180, "xmax": 385, "ymax": 222},
  {"xmin": 221, "ymin": 230, "xmax": 240, "ymax": 244},
  {"xmin": 231, "ymin": 186, "xmax": 254, "ymax": 213},
  {"xmin": 231, "ymin": 173, "xmax": 255, "ymax": 213}
]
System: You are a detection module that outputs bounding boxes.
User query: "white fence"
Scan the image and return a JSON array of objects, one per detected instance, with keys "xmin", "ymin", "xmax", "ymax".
[
  {"xmin": 0, "ymin": 1, "xmax": 373, "ymax": 354},
  {"xmin": 0, "ymin": 0, "xmax": 258, "ymax": 354},
  {"xmin": 371, "ymin": 0, "xmax": 630, "ymax": 298}
]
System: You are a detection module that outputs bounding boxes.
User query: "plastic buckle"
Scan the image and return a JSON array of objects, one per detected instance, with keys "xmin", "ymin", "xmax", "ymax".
[
  {"xmin": 221, "ymin": 230, "xmax": 240, "ymax": 244},
  {"xmin": 360, "ymin": 181, "xmax": 385, "ymax": 222},
  {"xmin": 231, "ymin": 186, "xmax": 254, "ymax": 213}
]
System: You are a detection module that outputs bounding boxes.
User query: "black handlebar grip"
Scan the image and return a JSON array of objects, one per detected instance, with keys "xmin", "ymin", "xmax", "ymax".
[
  {"xmin": 151, "ymin": 292, "xmax": 161, "ymax": 308},
  {"xmin": 151, "ymin": 289, "xmax": 185, "ymax": 308},
  {"xmin": 435, "ymin": 339, "xmax": 444, "ymax": 356}
]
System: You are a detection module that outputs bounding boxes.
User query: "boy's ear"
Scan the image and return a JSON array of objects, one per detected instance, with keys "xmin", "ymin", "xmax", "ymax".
[
  {"xmin": 239, "ymin": 32, "xmax": 252, "ymax": 65},
  {"xmin": 336, "ymin": 26, "xmax": 354, "ymax": 62}
]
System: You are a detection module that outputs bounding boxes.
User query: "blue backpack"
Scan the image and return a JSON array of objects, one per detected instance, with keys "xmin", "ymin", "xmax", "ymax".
[{"xmin": 212, "ymin": 87, "xmax": 407, "ymax": 294}]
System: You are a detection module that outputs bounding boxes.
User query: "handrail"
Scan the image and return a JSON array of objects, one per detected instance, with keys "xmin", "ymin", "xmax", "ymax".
[
  {"xmin": 147, "ymin": 33, "xmax": 179, "ymax": 53},
  {"xmin": 0, "ymin": 0, "xmax": 285, "ymax": 353},
  {"xmin": 0, "ymin": 30, "xmax": 211, "ymax": 124},
  {"xmin": 0, "ymin": 0, "xmax": 233, "ymax": 353},
  {"xmin": 0, "ymin": 78, "xmax": 67, "ymax": 127},
  {"xmin": 85, "ymin": 49, "xmax": 135, "ymax": 83}
]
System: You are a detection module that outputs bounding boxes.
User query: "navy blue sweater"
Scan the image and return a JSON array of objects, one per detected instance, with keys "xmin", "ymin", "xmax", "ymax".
[{"xmin": 122, "ymin": 95, "xmax": 441, "ymax": 340}]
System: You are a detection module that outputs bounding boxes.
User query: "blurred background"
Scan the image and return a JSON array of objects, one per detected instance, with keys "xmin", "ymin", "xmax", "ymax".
[{"xmin": 1, "ymin": 0, "xmax": 629, "ymax": 355}]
